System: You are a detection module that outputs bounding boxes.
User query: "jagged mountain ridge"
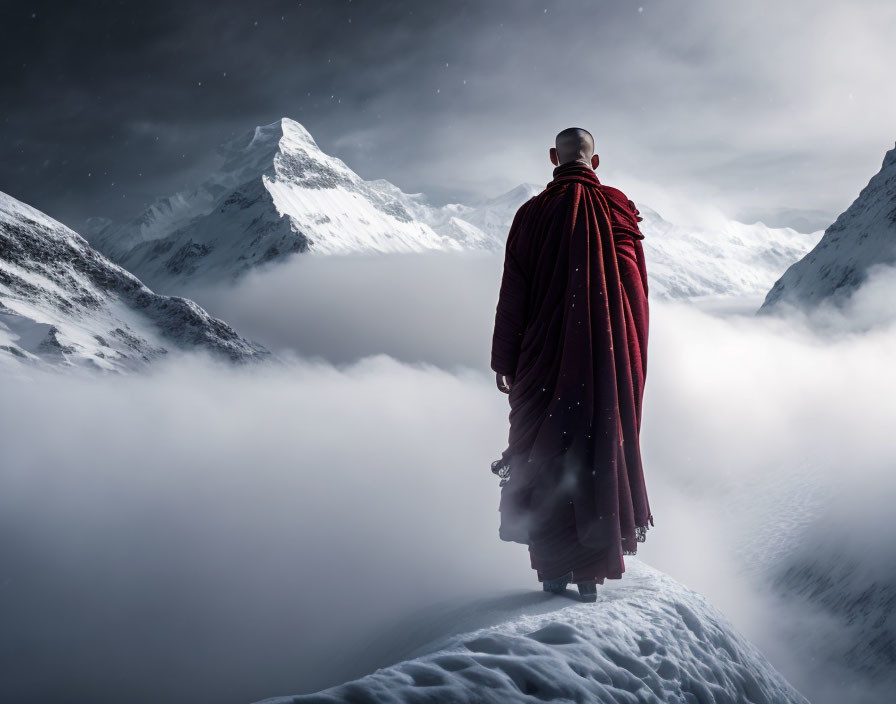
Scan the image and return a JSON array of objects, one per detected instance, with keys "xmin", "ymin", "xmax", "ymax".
[
  {"xmin": 761, "ymin": 143, "xmax": 896, "ymax": 311},
  {"xmin": 0, "ymin": 190, "xmax": 266, "ymax": 372}
]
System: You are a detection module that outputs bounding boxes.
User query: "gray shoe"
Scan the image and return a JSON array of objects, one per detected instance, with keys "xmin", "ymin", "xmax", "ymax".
[
  {"xmin": 577, "ymin": 581, "xmax": 597, "ymax": 602},
  {"xmin": 542, "ymin": 572, "xmax": 573, "ymax": 594}
]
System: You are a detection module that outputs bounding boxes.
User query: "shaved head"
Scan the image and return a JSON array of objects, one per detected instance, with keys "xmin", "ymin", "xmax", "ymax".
[{"xmin": 554, "ymin": 127, "xmax": 595, "ymax": 164}]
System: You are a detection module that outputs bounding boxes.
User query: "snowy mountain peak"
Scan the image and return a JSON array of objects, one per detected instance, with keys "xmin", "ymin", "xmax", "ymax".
[
  {"xmin": 224, "ymin": 117, "xmax": 317, "ymax": 159},
  {"xmin": 225, "ymin": 117, "xmax": 356, "ymax": 189},
  {"xmin": 761, "ymin": 142, "xmax": 896, "ymax": 311},
  {"xmin": 90, "ymin": 117, "xmax": 504, "ymax": 292},
  {"xmin": 278, "ymin": 116, "xmax": 322, "ymax": 149},
  {"xmin": 271, "ymin": 120, "xmax": 360, "ymax": 190}
]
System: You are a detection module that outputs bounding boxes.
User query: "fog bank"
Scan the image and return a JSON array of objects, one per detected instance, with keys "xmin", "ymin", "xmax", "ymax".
[{"xmin": 3, "ymin": 253, "xmax": 896, "ymax": 703}]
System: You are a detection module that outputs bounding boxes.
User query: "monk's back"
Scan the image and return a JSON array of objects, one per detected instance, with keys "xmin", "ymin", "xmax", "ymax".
[
  {"xmin": 505, "ymin": 171, "xmax": 645, "ymax": 328},
  {"xmin": 490, "ymin": 134, "xmax": 653, "ymax": 598}
]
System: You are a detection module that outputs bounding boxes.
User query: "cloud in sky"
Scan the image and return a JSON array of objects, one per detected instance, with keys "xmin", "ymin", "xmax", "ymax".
[{"xmin": 1, "ymin": 0, "xmax": 894, "ymax": 230}]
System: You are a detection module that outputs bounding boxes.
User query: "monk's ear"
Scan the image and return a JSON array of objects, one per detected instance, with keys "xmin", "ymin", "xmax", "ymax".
[
  {"xmin": 591, "ymin": 154, "xmax": 600, "ymax": 170},
  {"xmin": 549, "ymin": 147, "xmax": 559, "ymax": 166}
]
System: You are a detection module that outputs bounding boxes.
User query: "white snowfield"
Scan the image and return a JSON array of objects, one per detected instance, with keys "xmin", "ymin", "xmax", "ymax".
[
  {"xmin": 0, "ymin": 190, "xmax": 265, "ymax": 371},
  {"xmin": 258, "ymin": 561, "xmax": 808, "ymax": 704},
  {"xmin": 762, "ymin": 142, "xmax": 896, "ymax": 310},
  {"xmin": 87, "ymin": 117, "xmax": 821, "ymax": 300}
]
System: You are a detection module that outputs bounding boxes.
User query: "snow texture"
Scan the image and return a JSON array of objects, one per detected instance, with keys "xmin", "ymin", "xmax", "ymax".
[
  {"xmin": 761, "ymin": 143, "xmax": 896, "ymax": 310},
  {"xmin": 0, "ymin": 190, "xmax": 266, "ymax": 372},
  {"xmin": 259, "ymin": 560, "xmax": 808, "ymax": 704},
  {"xmin": 88, "ymin": 118, "xmax": 820, "ymax": 299}
]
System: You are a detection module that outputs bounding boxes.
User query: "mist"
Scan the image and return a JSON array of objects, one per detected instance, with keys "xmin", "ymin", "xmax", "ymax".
[
  {"xmin": 183, "ymin": 251, "xmax": 504, "ymax": 370},
  {"xmin": 2, "ymin": 252, "xmax": 895, "ymax": 703},
  {"xmin": 0, "ymin": 355, "xmax": 529, "ymax": 703}
]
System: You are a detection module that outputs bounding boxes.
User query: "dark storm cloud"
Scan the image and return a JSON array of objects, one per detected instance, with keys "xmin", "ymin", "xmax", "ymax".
[
  {"xmin": 1, "ymin": 0, "xmax": 439, "ymax": 224},
  {"xmin": 1, "ymin": 0, "xmax": 894, "ymax": 230}
]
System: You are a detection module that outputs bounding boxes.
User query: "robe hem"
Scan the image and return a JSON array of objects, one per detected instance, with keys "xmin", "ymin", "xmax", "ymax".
[{"xmin": 622, "ymin": 519, "xmax": 654, "ymax": 555}]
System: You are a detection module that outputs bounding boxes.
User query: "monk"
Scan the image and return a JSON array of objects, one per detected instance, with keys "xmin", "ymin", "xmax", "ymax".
[{"xmin": 490, "ymin": 127, "xmax": 654, "ymax": 603}]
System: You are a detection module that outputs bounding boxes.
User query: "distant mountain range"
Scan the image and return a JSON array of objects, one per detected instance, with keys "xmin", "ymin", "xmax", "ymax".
[
  {"xmin": 86, "ymin": 117, "xmax": 822, "ymax": 301},
  {"xmin": 8, "ymin": 116, "xmax": 877, "ymax": 372}
]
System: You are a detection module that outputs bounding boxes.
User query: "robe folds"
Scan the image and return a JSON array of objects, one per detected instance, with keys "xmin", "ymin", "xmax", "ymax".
[{"xmin": 491, "ymin": 161, "xmax": 654, "ymax": 584}]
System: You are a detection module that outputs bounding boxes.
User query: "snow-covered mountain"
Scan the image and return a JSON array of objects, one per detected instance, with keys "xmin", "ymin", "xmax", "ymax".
[
  {"xmin": 761, "ymin": 143, "xmax": 896, "ymax": 311},
  {"xmin": 0, "ymin": 191, "xmax": 266, "ymax": 372},
  {"xmin": 88, "ymin": 118, "xmax": 505, "ymax": 292},
  {"xmin": 259, "ymin": 560, "xmax": 808, "ymax": 704}
]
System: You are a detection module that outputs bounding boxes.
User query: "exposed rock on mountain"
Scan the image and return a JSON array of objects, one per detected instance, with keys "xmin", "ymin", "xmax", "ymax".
[{"xmin": 0, "ymin": 190, "xmax": 266, "ymax": 371}]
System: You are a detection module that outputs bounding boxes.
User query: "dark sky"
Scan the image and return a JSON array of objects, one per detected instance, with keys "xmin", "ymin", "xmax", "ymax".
[{"xmin": 2, "ymin": 0, "xmax": 895, "ymax": 232}]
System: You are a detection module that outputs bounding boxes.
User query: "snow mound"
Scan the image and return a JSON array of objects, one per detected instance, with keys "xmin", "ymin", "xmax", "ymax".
[
  {"xmin": 258, "ymin": 561, "xmax": 808, "ymax": 704},
  {"xmin": 761, "ymin": 142, "xmax": 896, "ymax": 311},
  {"xmin": 0, "ymin": 190, "xmax": 266, "ymax": 371}
]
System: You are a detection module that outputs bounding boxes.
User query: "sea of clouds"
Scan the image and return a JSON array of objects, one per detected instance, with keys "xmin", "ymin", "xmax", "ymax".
[{"xmin": 2, "ymin": 251, "xmax": 895, "ymax": 704}]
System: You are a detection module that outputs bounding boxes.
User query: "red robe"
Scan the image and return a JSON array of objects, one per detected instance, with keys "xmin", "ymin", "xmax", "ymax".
[{"xmin": 491, "ymin": 161, "xmax": 654, "ymax": 584}]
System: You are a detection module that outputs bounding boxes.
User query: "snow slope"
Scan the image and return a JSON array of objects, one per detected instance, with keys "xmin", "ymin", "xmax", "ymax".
[
  {"xmin": 259, "ymin": 560, "xmax": 808, "ymax": 704},
  {"xmin": 0, "ymin": 190, "xmax": 266, "ymax": 372},
  {"xmin": 89, "ymin": 118, "xmax": 504, "ymax": 292},
  {"xmin": 761, "ymin": 143, "xmax": 896, "ymax": 311}
]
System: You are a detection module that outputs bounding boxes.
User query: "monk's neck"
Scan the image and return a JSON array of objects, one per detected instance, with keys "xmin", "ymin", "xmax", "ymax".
[{"xmin": 552, "ymin": 160, "xmax": 600, "ymax": 181}]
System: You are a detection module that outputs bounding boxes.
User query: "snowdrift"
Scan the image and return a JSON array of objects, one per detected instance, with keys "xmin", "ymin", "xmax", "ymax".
[{"xmin": 260, "ymin": 560, "xmax": 808, "ymax": 704}]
